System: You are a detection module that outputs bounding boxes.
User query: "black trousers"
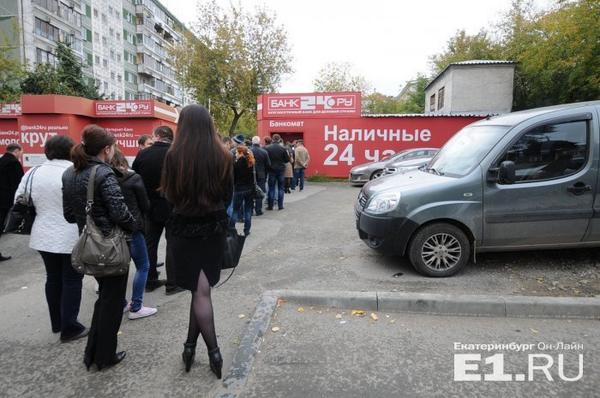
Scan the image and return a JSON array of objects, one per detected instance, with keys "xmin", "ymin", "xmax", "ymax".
[
  {"xmin": 85, "ymin": 272, "xmax": 128, "ymax": 367},
  {"xmin": 0, "ymin": 208, "xmax": 8, "ymax": 256},
  {"xmin": 38, "ymin": 251, "xmax": 84, "ymax": 338},
  {"xmin": 254, "ymin": 177, "xmax": 266, "ymax": 213},
  {"xmin": 145, "ymin": 218, "xmax": 176, "ymax": 288}
]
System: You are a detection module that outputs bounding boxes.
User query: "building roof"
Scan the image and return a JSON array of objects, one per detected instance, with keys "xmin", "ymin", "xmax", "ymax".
[
  {"xmin": 363, "ymin": 112, "xmax": 494, "ymax": 118},
  {"xmin": 425, "ymin": 60, "xmax": 516, "ymax": 91}
]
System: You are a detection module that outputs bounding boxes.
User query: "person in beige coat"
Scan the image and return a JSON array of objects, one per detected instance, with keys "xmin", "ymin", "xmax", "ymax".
[{"xmin": 293, "ymin": 140, "xmax": 310, "ymax": 191}]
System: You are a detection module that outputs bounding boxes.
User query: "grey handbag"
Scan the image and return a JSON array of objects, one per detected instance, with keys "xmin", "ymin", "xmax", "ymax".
[{"xmin": 71, "ymin": 165, "xmax": 130, "ymax": 277}]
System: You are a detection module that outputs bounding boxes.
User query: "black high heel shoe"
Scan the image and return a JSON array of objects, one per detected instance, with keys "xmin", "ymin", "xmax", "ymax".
[
  {"xmin": 208, "ymin": 347, "xmax": 223, "ymax": 379},
  {"xmin": 97, "ymin": 351, "xmax": 126, "ymax": 371},
  {"xmin": 182, "ymin": 343, "xmax": 196, "ymax": 372}
]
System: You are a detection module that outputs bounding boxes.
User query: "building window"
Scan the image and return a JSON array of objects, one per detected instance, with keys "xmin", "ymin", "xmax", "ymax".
[
  {"xmin": 117, "ymin": 54, "xmax": 121, "ymax": 62},
  {"xmin": 102, "ymin": 36, "xmax": 107, "ymax": 46},
  {"xmin": 437, "ymin": 87, "xmax": 445, "ymax": 110},
  {"xmin": 94, "ymin": 32, "xmax": 99, "ymax": 42},
  {"xmin": 429, "ymin": 94, "xmax": 436, "ymax": 112},
  {"xmin": 85, "ymin": 28, "xmax": 92, "ymax": 42},
  {"xmin": 85, "ymin": 4, "xmax": 91, "ymax": 17},
  {"xmin": 103, "ymin": 82, "xmax": 108, "ymax": 92},
  {"xmin": 86, "ymin": 52, "xmax": 93, "ymax": 66},
  {"xmin": 35, "ymin": 18, "xmax": 60, "ymax": 42},
  {"xmin": 109, "ymin": 28, "xmax": 114, "ymax": 38},
  {"xmin": 117, "ymin": 74, "xmax": 122, "ymax": 83},
  {"xmin": 110, "ymin": 49, "xmax": 115, "ymax": 60},
  {"xmin": 103, "ymin": 59, "xmax": 108, "ymax": 68},
  {"xmin": 111, "ymin": 71, "xmax": 115, "ymax": 81},
  {"xmin": 93, "ymin": 8, "xmax": 98, "ymax": 17},
  {"xmin": 108, "ymin": 6, "xmax": 113, "ymax": 16},
  {"xmin": 95, "ymin": 55, "xmax": 100, "ymax": 64},
  {"xmin": 102, "ymin": 13, "xmax": 107, "ymax": 23},
  {"xmin": 116, "ymin": 32, "xmax": 121, "ymax": 41},
  {"xmin": 35, "ymin": 47, "xmax": 56, "ymax": 65}
]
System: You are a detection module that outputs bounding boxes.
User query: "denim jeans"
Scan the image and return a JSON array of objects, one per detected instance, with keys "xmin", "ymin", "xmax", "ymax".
[
  {"xmin": 268, "ymin": 169, "xmax": 285, "ymax": 209},
  {"xmin": 293, "ymin": 168, "xmax": 305, "ymax": 190},
  {"xmin": 230, "ymin": 189, "xmax": 254, "ymax": 235},
  {"xmin": 129, "ymin": 231, "xmax": 150, "ymax": 312},
  {"xmin": 255, "ymin": 177, "xmax": 266, "ymax": 214},
  {"xmin": 38, "ymin": 251, "xmax": 85, "ymax": 339}
]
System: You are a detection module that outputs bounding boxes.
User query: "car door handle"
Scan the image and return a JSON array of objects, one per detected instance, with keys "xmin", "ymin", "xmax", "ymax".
[{"xmin": 567, "ymin": 182, "xmax": 592, "ymax": 195}]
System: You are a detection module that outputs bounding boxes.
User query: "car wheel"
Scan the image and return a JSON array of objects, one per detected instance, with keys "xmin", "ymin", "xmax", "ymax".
[
  {"xmin": 408, "ymin": 223, "xmax": 470, "ymax": 277},
  {"xmin": 370, "ymin": 170, "xmax": 383, "ymax": 180}
]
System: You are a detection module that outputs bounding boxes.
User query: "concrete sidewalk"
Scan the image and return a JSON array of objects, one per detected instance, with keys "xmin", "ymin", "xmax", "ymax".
[{"xmin": 214, "ymin": 290, "xmax": 600, "ymax": 397}]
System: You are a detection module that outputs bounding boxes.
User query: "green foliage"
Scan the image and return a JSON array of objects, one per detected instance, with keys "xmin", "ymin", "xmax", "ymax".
[
  {"xmin": 429, "ymin": 0, "xmax": 600, "ymax": 110},
  {"xmin": 21, "ymin": 42, "xmax": 101, "ymax": 99},
  {"xmin": 363, "ymin": 74, "xmax": 429, "ymax": 114},
  {"xmin": 172, "ymin": 1, "xmax": 292, "ymax": 135},
  {"xmin": 313, "ymin": 62, "xmax": 371, "ymax": 94},
  {"xmin": 0, "ymin": 19, "xmax": 25, "ymax": 103}
]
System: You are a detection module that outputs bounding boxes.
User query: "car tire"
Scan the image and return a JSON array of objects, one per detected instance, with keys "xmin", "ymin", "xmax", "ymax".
[
  {"xmin": 408, "ymin": 223, "xmax": 470, "ymax": 277},
  {"xmin": 370, "ymin": 170, "xmax": 383, "ymax": 180}
]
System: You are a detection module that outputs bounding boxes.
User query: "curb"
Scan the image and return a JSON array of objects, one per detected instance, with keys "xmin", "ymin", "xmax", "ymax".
[{"xmin": 212, "ymin": 289, "xmax": 600, "ymax": 397}]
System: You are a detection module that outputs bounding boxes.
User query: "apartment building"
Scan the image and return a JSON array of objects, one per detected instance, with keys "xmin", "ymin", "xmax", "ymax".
[{"xmin": 0, "ymin": 0, "xmax": 190, "ymax": 107}]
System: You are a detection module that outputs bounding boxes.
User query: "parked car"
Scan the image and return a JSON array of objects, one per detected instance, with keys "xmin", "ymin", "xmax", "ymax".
[
  {"xmin": 355, "ymin": 101, "xmax": 600, "ymax": 277},
  {"xmin": 383, "ymin": 152, "xmax": 438, "ymax": 176},
  {"xmin": 349, "ymin": 148, "xmax": 439, "ymax": 185}
]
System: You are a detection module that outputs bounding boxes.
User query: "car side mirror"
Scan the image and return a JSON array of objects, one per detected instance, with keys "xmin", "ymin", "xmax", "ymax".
[{"xmin": 498, "ymin": 161, "xmax": 516, "ymax": 184}]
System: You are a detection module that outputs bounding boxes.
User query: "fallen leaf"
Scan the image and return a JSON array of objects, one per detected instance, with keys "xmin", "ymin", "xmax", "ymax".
[
  {"xmin": 271, "ymin": 326, "xmax": 280, "ymax": 332},
  {"xmin": 351, "ymin": 310, "xmax": 366, "ymax": 317},
  {"xmin": 370, "ymin": 313, "xmax": 379, "ymax": 321},
  {"xmin": 530, "ymin": 328, "xmax": 539, "ymax": 334},
  {"xmin": 385, "ymin": 315, "xmax": 390, "ymax": 318},
  {"xmin": 339, "ymin": 320, "xmax": 347, "ymax": 325},
  {"xmin": 21, "ymin": 286, "xmax": 28, "ymax": 290},
  {"xmin": 238, "ymin": 314, "xmax": 246, "ymax": 319},
  {"xmin": 117, "ymin": 331, "xmax": 122, "ymax": 336},
  {"xmin": 390, "ymin": 319, "xmax": 396, "ymax": 324},
  {"xmin": 297, "ymin": 307, "xmax": 305, "ymax": 313},
  {"xmin": 335, "ymin": 314, "xmax": 343, "ymax": 319}
]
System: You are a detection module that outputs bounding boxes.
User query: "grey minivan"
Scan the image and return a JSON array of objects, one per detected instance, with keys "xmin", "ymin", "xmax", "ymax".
[{"xmin": 355, "ymin": 101, "xmax": 600, "ymax": 277}]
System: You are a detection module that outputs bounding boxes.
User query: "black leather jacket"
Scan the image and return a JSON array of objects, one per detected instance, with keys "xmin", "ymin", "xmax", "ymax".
[
  {"xmin": 118, "ymin": 171, "xmax": 150, "ymax": 233},
  {"xmin": 62, "ymin": 158, "xmax": 135, "ymax": 236}
]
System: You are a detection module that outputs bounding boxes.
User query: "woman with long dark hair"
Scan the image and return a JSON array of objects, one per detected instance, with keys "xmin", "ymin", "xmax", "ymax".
[
  {"xmin": 62, "ymin": 125, "xmax": 134, "ymax": 371},
  {"xmin": 161, "ymin": 105, "xmax": 233, "ymax": 377},
  {"xmin": 229, "ymin": 145, "xmax": 255, "ymax": 236}
]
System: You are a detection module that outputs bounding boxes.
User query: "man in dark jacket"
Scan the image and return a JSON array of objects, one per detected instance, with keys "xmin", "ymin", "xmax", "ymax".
[
  {"xmin": 250, "ymin": 136, "xmax": 271, "ymax": 215},
  {"xmin": 132, "ymin": 126, "xmax": 182, "ymax": 295},
  {"xmin": 264, "ymin": 134, "xmax": 290, "ymax": 210},
  {"xmin": 0, "ymin": 144, "xmax": 24, "ymax": 261}
]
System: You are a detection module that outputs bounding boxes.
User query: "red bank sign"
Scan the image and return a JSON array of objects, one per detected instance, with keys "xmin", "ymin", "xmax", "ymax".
[
  {"xmin": 263, "ymin": 93, "xmax": 361, "ymax": 117},
  {"xmin": 95, "ymin": 100, "xmax": 153, "ymax": 117}
]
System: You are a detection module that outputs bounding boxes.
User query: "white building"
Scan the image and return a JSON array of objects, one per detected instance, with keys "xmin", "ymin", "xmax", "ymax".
[
  {"xmin": 424, "ymin": 60, "xmax": 516, "ymax": 115},
  {"xmin": 1, "ymin": 0, "xmax": 191, "ymax": 107}
]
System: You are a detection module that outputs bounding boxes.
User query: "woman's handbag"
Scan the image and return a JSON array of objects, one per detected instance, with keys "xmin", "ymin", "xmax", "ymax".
[
  {"xmin": 71, "ymin": 165, "xmax": 131, "ymax": 277},
  {"xmin": 3, "ymin": 166, "xmax": 40, "ymax": 235},
  {"xmin": 221, "ymin": 227, "xmax": 246, "ymax": 270},
  {"xmin": 252, "ymin": 164, "xmax": 265, "ymax": 199}
]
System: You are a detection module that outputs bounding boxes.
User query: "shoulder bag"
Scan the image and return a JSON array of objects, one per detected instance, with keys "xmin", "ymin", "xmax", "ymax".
[
  {"xmin": 71, "ymin": 165, "xmax": 130, "ymax": 277},
  {"xmin": 252, "ymin": 164, "xmax": 265, "ymax": 199},
  {"xmin": 3, "ymin": 166, "xmax": 40, "ymax": 235}
]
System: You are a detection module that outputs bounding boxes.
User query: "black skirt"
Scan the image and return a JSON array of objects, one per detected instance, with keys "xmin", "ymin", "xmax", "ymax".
[{"xmin": 167, "ymin": 211, "xmax": 227, "ymax": 291}]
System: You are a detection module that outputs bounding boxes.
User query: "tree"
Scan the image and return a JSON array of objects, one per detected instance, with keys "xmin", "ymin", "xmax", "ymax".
[
  {"xmin": 0, "ymin": 19, "xmax": 25, "ymax": 103},
  {"xmin": 397, "ymin": 75, "xmax": 430, "ymax": 113},
  {"xmin": 429, "ymin": 30, "xmax": 501, "ymax": 74},
  {"xmin": 313, "ymin": 62, "xmax": 372, "ymax": 93},
  {"xmin": 21, "ymin": 42, "xmax": 101, "ymax": 99},
  {"xmin": 172, "ymin": 1, "xmax": 292, "ymax": 135}
]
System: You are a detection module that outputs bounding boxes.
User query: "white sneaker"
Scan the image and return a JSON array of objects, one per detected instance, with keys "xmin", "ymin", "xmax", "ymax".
[
  {"xmin": 123, "ymin": 303, "xmax": 130, "ymax": 313},
  {"xmin": 128, "ymin": 306, "xmax": 157, "ymax": 320}
]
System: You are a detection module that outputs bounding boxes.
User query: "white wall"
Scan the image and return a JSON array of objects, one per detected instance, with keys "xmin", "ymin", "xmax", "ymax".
[{"xmin": 451, "ymin": 65, "xmax": 514, "ymax": 114}]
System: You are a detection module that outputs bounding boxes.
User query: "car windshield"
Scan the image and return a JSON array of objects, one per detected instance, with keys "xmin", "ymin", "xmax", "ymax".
[{"xmin": 426, "ymin": 125, "xmax": 510, "ymax": 177}]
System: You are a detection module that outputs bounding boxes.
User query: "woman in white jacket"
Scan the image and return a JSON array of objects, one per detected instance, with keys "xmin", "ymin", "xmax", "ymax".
[{"xmin": 15, "ymin": 135, "xmax": 88, "ymax": 342}]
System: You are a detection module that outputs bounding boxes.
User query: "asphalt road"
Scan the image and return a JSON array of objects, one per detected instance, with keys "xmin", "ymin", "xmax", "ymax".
[{"xmin": 0, "ymin": 182, "xmax": 598, "ymax": 397}]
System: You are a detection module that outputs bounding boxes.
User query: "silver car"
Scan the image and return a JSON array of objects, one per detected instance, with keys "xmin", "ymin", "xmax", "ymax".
[
  {"xmin": 383, "ymin": 153, "xmax": 438, "ymax": 176},
  {"xmin": 349, "ymin": 148, "xmax": 439, "ymax": 184},
  {"xmin": 356, "ymin": 101, "xmax": 600, "ymax": 277}
]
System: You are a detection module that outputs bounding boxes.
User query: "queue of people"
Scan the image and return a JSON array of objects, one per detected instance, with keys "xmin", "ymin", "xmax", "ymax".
[{"xmin": 0, "ymin": 106, "xmax": 309, "ymax": 376}]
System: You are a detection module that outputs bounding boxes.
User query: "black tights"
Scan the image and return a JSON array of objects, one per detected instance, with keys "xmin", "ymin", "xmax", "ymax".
[{"xmin": 186, "ymin": 270, "xmax": 217, "ymax": 351}]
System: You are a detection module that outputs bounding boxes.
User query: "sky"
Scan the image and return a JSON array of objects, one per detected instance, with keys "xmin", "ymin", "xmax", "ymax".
[{"xmin": 160, "ymin": 0, "xmax": 552, "ymax": 96}]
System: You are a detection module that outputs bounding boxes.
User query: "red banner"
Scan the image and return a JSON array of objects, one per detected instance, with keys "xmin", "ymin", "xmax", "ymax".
[{"xmin": 0, "ymin": 103, "xmax": 22, "ymax": 117}]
